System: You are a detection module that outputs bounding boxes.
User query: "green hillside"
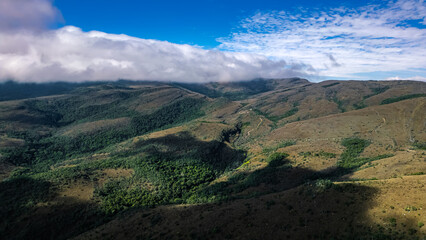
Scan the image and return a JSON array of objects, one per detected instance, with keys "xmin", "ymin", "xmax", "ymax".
[{"xmin": 0, "ymin": 79, "xmax": 425, "ymax": 240}]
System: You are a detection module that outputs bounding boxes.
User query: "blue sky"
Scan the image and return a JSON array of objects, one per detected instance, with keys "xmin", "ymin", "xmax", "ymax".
[
  {"xmin": 0, "ymin": 0, "xmax": 425, "ymax": 82},
  {"xmin": 54, "ymin": 0, "xmax": 373, "ymax": 48}
]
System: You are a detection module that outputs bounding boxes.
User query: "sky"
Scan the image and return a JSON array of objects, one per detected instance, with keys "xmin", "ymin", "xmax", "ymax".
[{"xmin": 0, "ymin": 0, "xmax": 425, "ymax": 83}]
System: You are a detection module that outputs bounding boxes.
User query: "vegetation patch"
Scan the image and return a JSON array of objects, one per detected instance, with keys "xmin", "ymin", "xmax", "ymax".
[
  {"xmin": 363, "ymin": 86, "xmax": 390, "ymax": 100},
  {"xmin": 381, "ymin": 93, "xmax": 426, "ymax": 105},
  {"xmin": 337, "ymin": 137, "xmax": 394, "ymax": 170},
  {"xmin": 412, "ymin": 141, "xmax": 426, "ymax": 150},
  {"xmin": 404, "ymin": 206, "xmax": 418, "ymax": 212},
  {"xmin": 332, "ymin": 97, "xmax": 346, "ymax": 112},
  {"xmin": 313, "ymin": 179, "xmax": 333, "ymax": 192},
  {"xmin": 321, "ymin": 82, "xmax": 340, "ymax": 88},
  {"xmin": 353, "ymin": 101, "xmax": 367, "ymax": 110},
  {"xmin": 339, "ymin": 137, "xmax": 371, "ymax": 167}
]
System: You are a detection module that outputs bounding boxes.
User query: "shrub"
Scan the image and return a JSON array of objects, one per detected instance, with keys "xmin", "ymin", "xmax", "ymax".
[
  {"xmin": 413, "ymin": 141, "xmax": 426, "ymax": 150},
  {"xmin": 314, "ymin": 179, "xmax": 333, "ymax": 192}
]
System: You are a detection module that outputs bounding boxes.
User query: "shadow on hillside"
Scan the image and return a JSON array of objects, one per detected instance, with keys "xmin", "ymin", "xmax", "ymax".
[
  {"xmin": 196, "ymin": 158, "xmax": 352, "ymax": 200},
  {"xmin": 0, "ymin": 132, "xmax": 248, "ymax": 240},
  {"xmin": 75, "ymin": 155, "xmax": 424, "ymax": 240},
  {"xmin": 0, "ymin": 177, "xmax": 106, "ymax": 240},
  {"xmin": 134, "ymin": 131, "xmax": 247, "ymax": 172},
  {"xmin": 1, "ymin": 133, "xmax": 423, "ymax": 240}
]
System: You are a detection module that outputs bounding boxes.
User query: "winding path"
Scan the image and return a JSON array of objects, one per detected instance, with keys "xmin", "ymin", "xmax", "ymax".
[{"xmin": 247, "ymin": 117, "xmax": 263, "ymax": 136}]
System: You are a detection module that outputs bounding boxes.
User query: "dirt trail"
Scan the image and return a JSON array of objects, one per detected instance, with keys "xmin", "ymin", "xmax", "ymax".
[
  {"xmin": 373, "ymin": 110, "xmax": 386, "ymax": 134},
  {"xmin": 408, "ymin": 100, "xmax": 425, "ymax": 142},
  {"xmin": 247, "ymin": 117, "xmax": 263, "ymax": 136}
]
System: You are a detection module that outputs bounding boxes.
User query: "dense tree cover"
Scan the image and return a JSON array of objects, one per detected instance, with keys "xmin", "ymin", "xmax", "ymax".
[
  {"xmin": 54, "ymin": 132, "xmax": 246, "ymax": 214},
  {"xmin": 321, "ymin": 82, "xmax": 340, "ymax": 88},
  {"xmin": 131, "ymin": 98, "xmax": 204, "ymax": 134},
  {"xmin": 95, "ymin": 155, "xmax": 218, "ymax": 214},
  {"xmin": 4, "ymin": 128, "xmax": 132, "ymax": 168},
  {"xmin": 381, "ymin": 93, "xmax": 426, "ymax": 105},
  {"xmin": 24, "ymin": 94, "xmax": 138, "ymax": 126},
  {"xmin": 2, "ymin": 98, "xmax": 206, "ymax": 172}
]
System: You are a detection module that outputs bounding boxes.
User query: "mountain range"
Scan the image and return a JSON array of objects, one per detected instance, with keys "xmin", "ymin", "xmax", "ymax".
[{"xmin": 0, "ymin": 78, "xmax": 425, "ymax": 239}]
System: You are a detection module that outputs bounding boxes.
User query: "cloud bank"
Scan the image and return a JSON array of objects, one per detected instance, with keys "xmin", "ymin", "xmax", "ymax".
[
  {"xmin": 218, "ymin": 0, "xmax": 426, "ymax": 80},
  {"xmin": 0, "ymin": 0, "xmax": 312, "ymax": 83},
  {"xmin": 0, "ymin": 27, "xmax": 315, "ymax": 83}
]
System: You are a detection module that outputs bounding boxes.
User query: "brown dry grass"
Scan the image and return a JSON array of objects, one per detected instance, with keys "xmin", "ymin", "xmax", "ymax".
[
  {"xmin": 268, "ymin": 98, "xmax": 426, "ymax": 149},
  {"xmin": 344, "ymin": 149, "xmax": 426, "ymax": 180}
]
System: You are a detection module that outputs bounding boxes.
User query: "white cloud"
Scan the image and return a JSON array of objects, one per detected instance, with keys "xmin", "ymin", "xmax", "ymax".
[
  {"xmin": 386, "ymin": 76, "xmax": 426, "ymax": 81},
  {"xmin": 218, "ymin": 0, "xmax": 426, "ymax": 80},
  {"xmin": 0, "ymin": 26, "xmax": 315, "ymax": 82},
  {"xmin": 0, "ymin": 0, "xmax": 314, "ymax": 83}
]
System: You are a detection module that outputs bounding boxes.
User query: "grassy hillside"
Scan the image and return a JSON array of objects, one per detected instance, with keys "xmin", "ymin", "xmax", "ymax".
[{"xmin": 0, "ymin": 79, "xmax": 425, "ymax": 240}]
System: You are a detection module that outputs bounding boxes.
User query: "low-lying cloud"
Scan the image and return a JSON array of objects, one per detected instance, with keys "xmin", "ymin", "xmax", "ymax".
[
  {"xmin": 0, "ymin": 26, "xmax": 315, "ymax": 83},
  {"xmin": 0, "ymin": 0, "xmax": 313, "ymax": 83}
]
